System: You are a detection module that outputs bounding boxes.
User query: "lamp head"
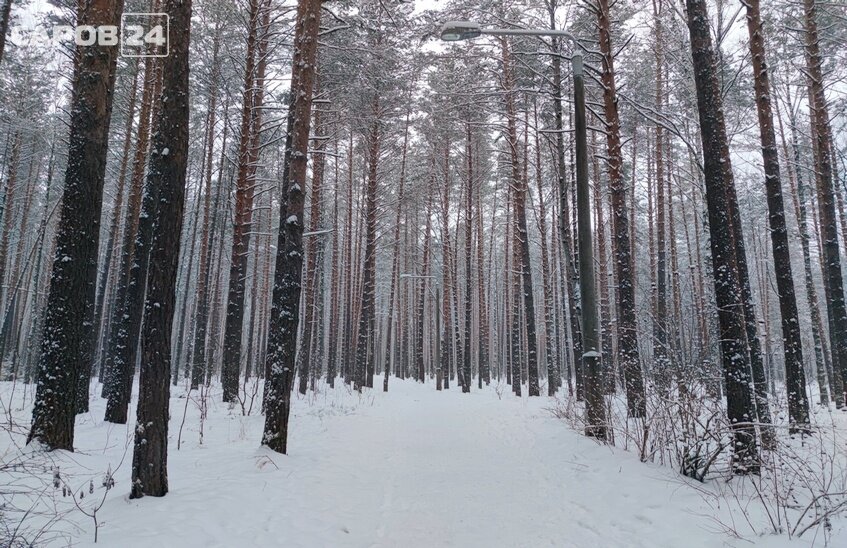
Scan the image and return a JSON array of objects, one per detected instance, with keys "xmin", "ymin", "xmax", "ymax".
[{"xmin": 440, "ymin": 21, "xmax": 482, "ymax": 42}]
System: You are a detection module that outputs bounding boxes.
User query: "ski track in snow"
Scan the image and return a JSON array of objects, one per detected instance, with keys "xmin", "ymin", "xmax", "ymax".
[{"xmin": 0, "ymin": 378, "xmax": 826, "ymax": 547}]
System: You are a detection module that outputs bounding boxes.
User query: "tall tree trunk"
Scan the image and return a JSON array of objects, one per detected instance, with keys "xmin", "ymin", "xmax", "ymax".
[
  {"xmin": 0, "ymin": 132, "xmax": 21, "ymax": 307},
  {"xmin": 597, "ymin": 0, "xmax": 645, "ymax": 416},
  {"xmin": 744, "ymin": 0, "xmax": 809, "ymax": 427},
  {"xmin": 804, "ymin": 0, "xmax": 847, "ymax": 405},
  {"xmin": 653, "ymin": 0, "xmax": 670, "ymax": 386},
  {"xmin": 441, "ymin": 138, "xmax": 453, "ymax": 390},
  {"xmin": 326, "ymin": 131, "xmax": 341, "ymax": 387},
  {"xmin": 298, "ymin": 83, "xmax": 327, "ymax": 394},
  {"xmin": 23, "ymin": 142, "xmax": 55, "ymax": 383},
  {"xmin": 190, "ymin": 38, "xmax": 224, "ymax": 389},
  {"xmin": 463, "ymin": 123, "xmax": 474, "ymax": 393},
  {"xmin": 28, "ymin": 0, "xmax": 125, "ymax": 449},
  {"xmin": 0, "ymin": 0, "xmax": 13, "ymax": 65},
  {"xmin": 382, "ymin": 97, "xmax": 411, "ymax": 391},
  {"xmin": 341, "ymin": 130, "xmax": 355, "ymax": 385},
  {"xmin": 261, "ymin": 0, "xmax": 321, "ymax": 454},
  {"xmin": 103, "ymin": 48, "xmax": 160, "ymax": 419},
  {"xmin": 592, "ymin": 132, "xmax": 613, "ymax": 393},
  {"xmin": 534, "ymin": 106, "xmax": 558, "ymax": 394},
  {"xmin": 416, "ymin": 195, "xmax": 433, "ymax": 384},
  {"xmin": 94, "ymin": 59, "xmax": 139, "ymax": 383},
  {"xmin": 685, "ymin": 0, "xmax": 759, "ymax": 473},
  {"xmin": 501, "ymin": 38, "xmax": 538, "ymax": 396},
  {"xmin": 130, "ymin": 0, "xmax": 191, "ymax": 498},
  {"xmin": 172, "ymin": 178, "xmax": 202, "ymax": 385},
  {"xmin": 778, "ymin": 97, "xmax": 831, "ymax": 406},
  {"xmin": 222, "ymin": 0, "xmax": 262, "ymax": 402},
  {"xmin": 477, "ymin": 156, "xmax": 491, "ymax": 387},
  {"xmin": 354, "ymin": 96, "xmax": 380, "ymax": 391}
]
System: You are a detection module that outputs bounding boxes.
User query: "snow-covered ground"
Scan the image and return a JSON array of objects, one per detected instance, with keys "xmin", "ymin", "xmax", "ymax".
[{"xmin": 1, "ymin": 377, "xmax": 843, "ymax": 547}]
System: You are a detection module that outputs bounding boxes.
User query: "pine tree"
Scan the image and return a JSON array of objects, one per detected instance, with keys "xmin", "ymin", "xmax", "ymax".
[
  {"xmin": 28, "ymin": 0, "xmax": 125, "ymax": 450},
  {"xmin": 262, "ymin": 0, "xmax": 322, "ymax": 454},
  {"xmin": 743, "ymin": 0, "xmax": 809, "ymax": 428},
  {"xmin": 685, "ymin": 0, "xmax": 759, "ymax": 473},
  {"xmin": 596, "ymin": 0, "xmax": 645, "ymax": 417},
  {"xmin": 130, "ymin": 0, "xmax": 192, "ymax": 499},
  {"xmin": 804, "ymin": 0, "xmax": 847, "ymax": 407},
  {"xmin": 222, "ymin": 0, "xmax": 263, "ymax": 402}
]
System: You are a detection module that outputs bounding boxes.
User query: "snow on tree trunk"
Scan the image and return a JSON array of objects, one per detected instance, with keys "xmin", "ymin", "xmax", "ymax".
[
  {"xmin": 597, "ymin": 0, "xmax": 646, "ymax": 418},
  {"xmin": 804, "ymin": 0, "xmax": 847, "ymax": 408},
  {"xmin": 744, "ymin": 0, "xmax": 810, "ymax": 429},
  {"xmin": 261, "ymin": 0, "xmax": 322, "ymax": 454},
  {"xmin": 130, "ymin": 0, "xmax": 191, "ymax": 498},
  {"xmin": 685, "ymin": 0, "xmax": 759, "ymax": 474},
  {"xmin": 28, "ymin": 0, "xmax": 126, "ymax": 450}
]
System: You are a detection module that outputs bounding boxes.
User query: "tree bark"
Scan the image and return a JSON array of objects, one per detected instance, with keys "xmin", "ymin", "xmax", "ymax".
[
  {"xmin": 804, "ymin": 0, "xmax": 847, "ymax": 406},
  {"xmin": 103, "ymin": 48, "xmax": 160, "ymax": 420},
  {"xmin": 261, "ymin": 0, "xmax": 321, "ymax": 454},
  {"xmin": 597, "ymin": 0, "xmax": 645, "ymax": 416},
  {"xmin": 222, "ymin": 0, "xmax": 262, "ymax": 402},
  {"xmin": 0, "ymin": 0, "xmax": 13, "ymax": 65},
  {"xmin": 501, "ymin": 38, "xmax": 538, "ymax": 396},
  {"xmin": 686, "ymin": 0, "xmax": 759, "ymax": 473},
  {"xmin": 354, "ymin": 95, "xmax": 380, "ymax": 391},
  {"xmin": 28, "ymin": 0, "xmax": 125, "ymax": 450},
  {"xmin": 298, "ymin": 81, "xmax": 327, "ymax": 394},
  {"xmin": 190, "ymin": 33, "xmax": 224, "ymax": 388},
  {"xmin": 130, "ymin": 0, "xmax": 191, "ymax": 498},
  {"xmin": 744, "ymin": 0, "xmax": 809, "ymax": 427}
]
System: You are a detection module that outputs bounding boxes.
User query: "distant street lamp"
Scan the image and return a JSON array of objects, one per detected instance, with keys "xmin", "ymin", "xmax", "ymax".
[
  {"xmin": 440, "ymin": 21, "xmax": 602, "ymax": 432},
  {"xmin": 440, "ymin": 21, "xmax": 579, "ymax": 43}
]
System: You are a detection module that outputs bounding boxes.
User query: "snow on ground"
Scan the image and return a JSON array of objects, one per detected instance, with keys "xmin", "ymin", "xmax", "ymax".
[{"xmin": 1, "ymin": 377, "xmax": 842, "ymax": 547}]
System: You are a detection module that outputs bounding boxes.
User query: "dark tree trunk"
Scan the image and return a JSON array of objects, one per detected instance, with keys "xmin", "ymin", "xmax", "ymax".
[
  {"xmin": 686, "ymin": 0, "xmax": 759, "ymax": 474},
  {"xmin": 744, "ymin": 0, "xmax": 809, "ymax": 428},
  {"xmin": 463, "ymin": 123, "xmax": 473, "ymax": 393},
  {"xmin": 130, "ymin": 0, "xmax": 191, "ymax": 499},
  {"xmin": 382, "ymin": 98, "xmax": 411, "ymax": 391},
  {"xmin": 103, "ymin": 51, "xmax": 159, "ymax": 420},
  {"xmin": 190, "ymin": 36, "xmax": 224, "ymax": 389},
  {"xmin": 804, "ymin": 0, "xmax": 847, "ymax": 406},
  {"xmin": 477, "ymin": 163, "xmax": 490, "ymax": 387},
  {"xmin": 779, "ymin": 100, "xmax": 831, "ymax": 405},
  {"xmin": 501, "ymin": 38, "xmax": 537, "ymax": 396},
  {"xmin": 598, "ymin": 0, "xmax": 645, "ymax": 417},
  {"xmin": 0, "ymin": 132, "xmax": 21, "ymax": 309},
  {"xmin": 416, "ymin": 197, "xmax": 432, "ymax": 384},
  {"xmin": 298, "ymin": 83, "xmax": 327, "ymax": 394},
  {"xmin": 652, "ymin": 0, "xmax": 670, "ymax": 385},
  {"xmin": 0, "ymin": 0, "xmax": 13, "ymax": 65},
  {"xmin": 22, "ymin": 143, "xmax": 55, "ymax": 383},
  {"xmin": 326, "ymin": 131, "xmax": 341, "ymax": 388},
  {"xmin": 28, "ymin": 0, "xmax": 125, "ymax": 450},
  {"xmin": 261, "ymin": 0, "xmax": 321, "ymax": 454},
  {"xmin": 354, "ymin": 96, "xmax": 380, "ymax": 391},
  {"xmin": 94, "ymin": 59, "xmax": 140, "ymax": 384},
  {"xmin": 222, "ymin": 0, "xmax": 262, "ymax": 402}
]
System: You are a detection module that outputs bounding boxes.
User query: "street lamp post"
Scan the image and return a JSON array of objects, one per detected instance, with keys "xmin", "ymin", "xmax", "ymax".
[{"xmin": 441, "ymin": 21, "xmax": 605, "ymax": 437}]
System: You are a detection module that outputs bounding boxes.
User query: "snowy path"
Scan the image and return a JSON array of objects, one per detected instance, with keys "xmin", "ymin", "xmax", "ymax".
[{"xmin": 3, "ymin": 379, "xmax": 802, "ymax": 547}]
